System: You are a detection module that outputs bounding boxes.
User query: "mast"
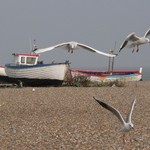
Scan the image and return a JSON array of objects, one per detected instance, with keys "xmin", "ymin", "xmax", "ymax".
[
  {"xmin": 108, "ymin": 49, "xmax": 114, "ymax": 73},
  {"xmin": 32, "ymin": 39, "xmax": 38, "ymax": 53},
  {"xmin": 108, "ymin": 42, "xmax": 116, "ymax": 73}
]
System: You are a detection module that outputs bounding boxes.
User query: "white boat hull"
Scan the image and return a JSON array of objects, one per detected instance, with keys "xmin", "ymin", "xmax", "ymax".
[{"xmin": 5, "ymin": 63, "xmax": 69, "ymax": 86}]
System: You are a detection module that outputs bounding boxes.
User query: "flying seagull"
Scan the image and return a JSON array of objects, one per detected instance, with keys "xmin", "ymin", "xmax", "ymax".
[
  {"xmin": 119, "ymin": 28, "xmax": 150, "ymax": 53},
  {"xmin": 93, "ymin": 97, "xmax": 136, "ymax": 132},
  {"xmin": 33, "ymin": 41, "xmax": 116, "ymax": 57}
]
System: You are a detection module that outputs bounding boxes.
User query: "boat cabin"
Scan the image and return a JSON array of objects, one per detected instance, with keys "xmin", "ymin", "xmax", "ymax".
[{"xmin": 12, "ymin": 53, "xmax": 40, "ymax": 66}]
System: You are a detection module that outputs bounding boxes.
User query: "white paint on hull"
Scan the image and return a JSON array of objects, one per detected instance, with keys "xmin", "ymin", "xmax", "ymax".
[{"xmin": 5, "ymin": 64, "xmax": 69, "ymax": 81}]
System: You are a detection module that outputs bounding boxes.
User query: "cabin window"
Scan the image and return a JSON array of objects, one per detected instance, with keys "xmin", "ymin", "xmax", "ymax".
[
  {"xmin": 21, "ymin": 57, "xmax": 25, "ymax": 64},
  {"xmin": 26, "ymin": 57, "xmax": 36, "ymax": 64}
]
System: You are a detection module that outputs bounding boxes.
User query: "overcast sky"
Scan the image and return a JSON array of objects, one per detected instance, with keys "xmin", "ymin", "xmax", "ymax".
[{"xmin": 0, "ymin": 0, "xmax": 150, "ymax": 70}]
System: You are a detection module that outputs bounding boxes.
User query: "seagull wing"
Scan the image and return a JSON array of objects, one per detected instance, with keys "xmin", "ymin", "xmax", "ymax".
[
  {"xmin": 119, "ymin": 40, "xmax": 128, "ymax": 52},
  {"xmin": 33, "ymin": 42, "xmax": 70, "ymax": 54},
  {"xmin": 33, "ymin": 46, "xmax": 55, "ymax": 54},
  {"xmin": 77, "ymin": 43, "xmax": 116, "ymax": 57},
  {"xmin": 119, "ymin": 33, "xmax": 140, "ymax": 52},
  {"xmin": 126, "ymin": 98, "xmax": 136, "ymax": 123},
  {"xmin": 52, "ymin": 42, "xmax": 70, "ymax": 49},
  {"xmin": 127, "ymin": 33, "xmax": 140, "ymax": 41},
  {"xmin": 93, "ymin": 97, "xmax": 126, "ymax": 126},
  {"xmin": 144, "ymin": 28, "xmax": 150, "ymax": 38}
]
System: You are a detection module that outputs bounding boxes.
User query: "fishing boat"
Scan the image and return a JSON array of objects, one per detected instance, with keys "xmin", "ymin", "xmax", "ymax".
[
  {"xmin": 70, "ymin": 49, "xmax": 142, "ymax": 83},
  {"xmin": 70, "ymin": 67, "xmax": 142, "ymax": 83},
  {"xmin": 5, "ymin": 53, "xmax": 69, "ymax": 86}
]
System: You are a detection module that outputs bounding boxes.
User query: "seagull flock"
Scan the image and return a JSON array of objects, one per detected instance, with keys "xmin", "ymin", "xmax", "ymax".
[
  {"xmin": 31, "ymin": 29, "xmax": 145, "ymax": 141},
  {"xmin": 32, "ymin": 29, "xmax": 148, "ymax": 134},
  {"xmin": 33, "ymin": 28, "xmax": 150, "ymax": 56}
]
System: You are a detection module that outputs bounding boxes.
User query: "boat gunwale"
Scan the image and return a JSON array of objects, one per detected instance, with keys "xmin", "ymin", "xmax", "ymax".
[{"xmin": 5, "ymin": 62, "xmax": 69, "ymax": 69}]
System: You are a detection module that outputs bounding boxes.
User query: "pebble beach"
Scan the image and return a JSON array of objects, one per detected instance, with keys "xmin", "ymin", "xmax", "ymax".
[{"xmin": 0, "ymin": 81, "xmax": 150, "ymax": 150}]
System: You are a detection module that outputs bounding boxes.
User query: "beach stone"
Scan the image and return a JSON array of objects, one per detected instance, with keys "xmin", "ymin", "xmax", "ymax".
[{"xmin": 0, "ymin": 81, "xmax": 150, "ymax": 149}]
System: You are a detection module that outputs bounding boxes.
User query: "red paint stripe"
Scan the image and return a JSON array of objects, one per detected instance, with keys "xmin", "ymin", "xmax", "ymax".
[{"xmin": 0, "ymin": 66, "xmax": 5, "ymax": 68}]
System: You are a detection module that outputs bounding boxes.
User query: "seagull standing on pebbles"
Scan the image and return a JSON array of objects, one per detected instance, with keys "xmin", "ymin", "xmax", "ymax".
[
  {"xmin": 93, "ymin": 97, "xmax": 136, "ymax": 132},
  {"xmin": 119, "ymin": 28, "xmax": 150, "ymax": 53}
]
